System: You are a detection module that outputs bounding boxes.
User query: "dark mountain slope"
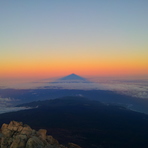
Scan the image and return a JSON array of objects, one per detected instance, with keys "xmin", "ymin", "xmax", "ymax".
[
  {"xmin": 1, "ymin": 89, "xmax": 148, "ymax": 114},
  {"xmin": 0, "ymin": 96, "xmax": 148, "ymax": 148}
]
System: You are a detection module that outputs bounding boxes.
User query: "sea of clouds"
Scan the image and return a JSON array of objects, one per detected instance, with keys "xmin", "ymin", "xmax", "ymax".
[
  {"xmin": 0, "ymin": 77, "xmax": 148, "ymax": 114},
  {"xmin": 41, "ymin": 78, "xmax": 148, "ymax": 99},
  {"xmin": 0, "ymin": 77, "xmax": 148, "ymax": 99},
  {"xmin": 0, "ymin": 97, "xmax": 32, "ymax": 114}
]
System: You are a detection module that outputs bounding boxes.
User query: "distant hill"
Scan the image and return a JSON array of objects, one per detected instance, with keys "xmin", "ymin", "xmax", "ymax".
[
  {"xmin": 0, "ymin": 96, "xmax": 148, "ymax": 148},
  {"xmin": 17, "ymin": 96, "xmax": 105, "ymax": 109}
]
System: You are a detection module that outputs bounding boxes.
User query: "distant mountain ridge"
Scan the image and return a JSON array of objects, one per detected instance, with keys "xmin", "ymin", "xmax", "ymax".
[{"xmin": 17, "ymin": 96, "xmax": 101, "ymax": 108}]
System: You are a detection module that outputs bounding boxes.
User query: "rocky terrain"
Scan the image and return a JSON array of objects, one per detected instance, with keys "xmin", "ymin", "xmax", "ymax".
[{"xmin": 0, "ymin": 121, "xmax": 81, "ymax": 148}]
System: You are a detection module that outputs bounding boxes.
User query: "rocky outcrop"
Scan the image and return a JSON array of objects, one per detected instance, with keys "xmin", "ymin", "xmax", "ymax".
[{"xmin": 0, "ymin": 121, "xmax": 81, "ymax": 148}]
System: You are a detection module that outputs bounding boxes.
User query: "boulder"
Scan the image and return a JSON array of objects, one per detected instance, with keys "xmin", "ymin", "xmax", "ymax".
[
  {"xmin": 46, "ymin": 135, "xmax": 59, "ymax": 145},
  {"xmin": 68, "ymin": 143, "xmax": 82, "ymax": 148},
  {"xmin": 10, "ymin": 135, "xmax": 27, "ymax": 148},
  {"xmin": 21, "ymin": 126, "xmax": 33, "ymax": 137},
  {"xmin": 26, "ymin": 136, "xmax": 44, "ymax": 148},
  {"xmin": 37, "ymin": 129, "xmax": 47, "ymax": 140}
]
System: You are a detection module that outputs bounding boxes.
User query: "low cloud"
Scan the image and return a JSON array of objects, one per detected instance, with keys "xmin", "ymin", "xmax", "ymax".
[
  {"xmin": 0, "ymin": 106, "xmax": 32, "ymax": 114},
  {"xmin": 0, "ymin": 97, "xmax": 18, "ymax": 107},
  {"xmin": 0, "ymin": 97, "xmax": 30, "ymax": 114}
]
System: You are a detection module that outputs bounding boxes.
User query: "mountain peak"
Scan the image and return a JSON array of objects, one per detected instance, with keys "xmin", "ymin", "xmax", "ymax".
[{"xmin": 59, "ymin": 73, "xmax": 87, "ymax": 81}]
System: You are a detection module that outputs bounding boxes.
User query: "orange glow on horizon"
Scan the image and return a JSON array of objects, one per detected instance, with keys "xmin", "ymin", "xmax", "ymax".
[
  {"xmin": 0, "ymin": 65, "xmax": 147, "ymax": 79},
  {"xmin": 0, "ymin": 54, "xmax": 147, "ymax": 79}
]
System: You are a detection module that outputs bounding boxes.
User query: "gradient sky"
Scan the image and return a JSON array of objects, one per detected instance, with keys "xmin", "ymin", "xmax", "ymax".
[{"xmin": 0, "ymin": 0, "xmax": 148, "ymax": 79}]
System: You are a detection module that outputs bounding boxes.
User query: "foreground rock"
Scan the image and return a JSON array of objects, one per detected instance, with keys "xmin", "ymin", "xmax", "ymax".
[{"xmin": 0, "ymin": 121, "xmax": 81, "ymax": 148}]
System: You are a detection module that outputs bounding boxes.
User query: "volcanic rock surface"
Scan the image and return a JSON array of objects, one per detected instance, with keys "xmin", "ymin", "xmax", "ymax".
[{"xmin": 0, "ymin": 121, "xmax": 81, "ymax": 148}]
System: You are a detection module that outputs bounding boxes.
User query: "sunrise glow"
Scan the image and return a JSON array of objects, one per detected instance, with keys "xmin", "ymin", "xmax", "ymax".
[{"xmin": 0, "ymin": 1, "xmax": 148, "ymax": 80}]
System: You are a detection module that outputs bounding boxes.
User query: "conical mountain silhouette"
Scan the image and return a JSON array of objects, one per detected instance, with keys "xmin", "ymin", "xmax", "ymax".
[{"xmin": 59, "ymin": 73, "xmax": 87, "ymax": 81}]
